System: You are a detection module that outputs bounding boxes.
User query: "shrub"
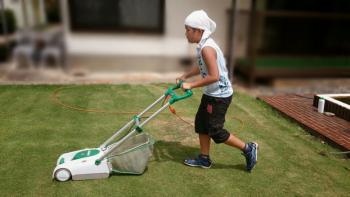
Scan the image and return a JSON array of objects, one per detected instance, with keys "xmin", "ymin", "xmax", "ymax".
[{"xmin": 0, "ymin": 9, "xmax": 17, "ymax": 35}]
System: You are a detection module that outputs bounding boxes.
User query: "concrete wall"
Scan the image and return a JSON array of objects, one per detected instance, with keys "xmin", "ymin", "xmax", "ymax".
[
  {"xmin": 62, "ymin": 0, "xmax": 232, "ymax": 58},
  {"xmin": 4, "ymin": 0, "xmax": 25, "ymax": 28},
  {"xmin": 233, "ymin": 0, "xmax": 252, "ymax": 58},
  {"xmin": 4, "ymin": 0, "xmax": 46, "ymax": 29}
]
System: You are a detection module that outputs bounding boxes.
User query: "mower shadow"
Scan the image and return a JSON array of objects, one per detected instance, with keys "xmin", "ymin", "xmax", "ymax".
[{"xmin": 152, "ymin": 140, "xmax": 246, "ymax": 172}]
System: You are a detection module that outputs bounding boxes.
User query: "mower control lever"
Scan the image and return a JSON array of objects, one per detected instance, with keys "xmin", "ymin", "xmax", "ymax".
[{"xmin": 165, "ymin": 81, "xmax": 193, "ymax": 104}]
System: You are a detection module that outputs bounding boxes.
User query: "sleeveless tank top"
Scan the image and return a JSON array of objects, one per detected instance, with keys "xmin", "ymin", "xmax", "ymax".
[{"xmin": 196, "ymin": 37, "xmax": 233, "ymax": 98}]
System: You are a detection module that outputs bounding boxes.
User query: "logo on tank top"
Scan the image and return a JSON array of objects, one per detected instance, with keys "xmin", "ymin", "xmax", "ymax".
[
  {"xmin": 198, "ymin": 58, "xmax": 203, "ymax": 66},
  {"xmin": 218, "ymin": 76, "xmax": 229, "ymax": 92},
  {"xmin": 198, "ymin": 57, "xmax": 207, "ymax": 78}
]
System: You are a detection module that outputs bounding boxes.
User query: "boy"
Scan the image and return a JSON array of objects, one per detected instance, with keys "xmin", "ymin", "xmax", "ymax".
[{"xmin": 177, "ymin": 10, "xmax": 258, "ymax": 172}]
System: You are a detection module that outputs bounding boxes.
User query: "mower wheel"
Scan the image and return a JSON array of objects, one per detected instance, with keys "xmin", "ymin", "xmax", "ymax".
[{"xmin": 54, "ymin": 168, "xmax": 71, "ymax": 182}]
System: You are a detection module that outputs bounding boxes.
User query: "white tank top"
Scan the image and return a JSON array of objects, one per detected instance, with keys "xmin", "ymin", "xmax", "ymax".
[{"xmin": 196, "ymin": 37, "xmax": 233, "ymax": 98}]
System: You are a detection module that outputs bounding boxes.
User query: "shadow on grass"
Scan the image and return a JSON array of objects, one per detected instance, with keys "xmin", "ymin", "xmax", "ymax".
[
  {"xmin": 111, "ymin": 140, "xmax": 246, "ymax": 176},
  {"xmin": 153, "ymin": 140, "xmax": 246, "ymax": 172},
  {"xmin": 211, "ymin": 163, "xmax": 246, "ymax": 171}
]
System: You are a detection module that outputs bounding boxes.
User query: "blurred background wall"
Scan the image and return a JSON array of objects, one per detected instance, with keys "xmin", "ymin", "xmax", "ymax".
[
  {"xmin": 0, "ymin": 0, "xmax": 349, "ymax": 84},
  {"xmin": 60, "ymin": 0, "xmax": 233, "ymax": 73},
  {"xmin": 4, "ymin": 0, "xmax": 47, "ymax": 29}
]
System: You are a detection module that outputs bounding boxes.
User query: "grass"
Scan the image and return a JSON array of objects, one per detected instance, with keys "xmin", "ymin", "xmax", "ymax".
[{"xmin": 0, "ymin": 84, "xmax": 349, "ymax": 197}]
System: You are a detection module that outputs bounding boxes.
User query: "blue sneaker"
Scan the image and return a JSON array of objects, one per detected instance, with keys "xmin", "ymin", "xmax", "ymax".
[
  {"xmin": 184, "ymin": 154, "xmax": 212, "ymax": 169},
  {"xmin": 243, "ymin": 142, "xmax": 259, "ymax": 172}
]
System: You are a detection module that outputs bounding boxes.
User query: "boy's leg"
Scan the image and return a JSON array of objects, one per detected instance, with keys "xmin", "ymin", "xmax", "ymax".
[
  {"xmin": 184, "ymin": 133, "xmax": 212, "ymax": 168},
  {"xmin": 224, "ymin": 134, "xmax": 258, "ymax": 172},
  {"xmin": 183, "ymin": 95, "xmax": 212, "ymax": 168},
  {"xmin": 224, "ymin": 133, "xmax": 245, "ymax": 151},
  {"xmin": 199, "ymin": 133, "xmax": 211, "ymax": 155},
  {"xmin": 206, "ymin": 95, "xmax": 258, "ymax": 172}
]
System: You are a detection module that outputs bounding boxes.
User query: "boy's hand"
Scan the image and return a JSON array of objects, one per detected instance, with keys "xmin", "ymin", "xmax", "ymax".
[
  {"xmin": 176, "ymin": 76, "xmax": 186, "ymax": 84},
  {"xmin": 181, "ymin": 82, "xmax": 192, "ymax": 90}
]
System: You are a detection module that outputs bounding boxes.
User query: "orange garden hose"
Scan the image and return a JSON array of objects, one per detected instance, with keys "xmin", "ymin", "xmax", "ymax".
[
  {"xmin": 50, "ymin": 87, "xmax": 143, "ymax": 115},
  {"xmin": 50, "ymin": 86, "xmax": 244, "ymax": 131}
]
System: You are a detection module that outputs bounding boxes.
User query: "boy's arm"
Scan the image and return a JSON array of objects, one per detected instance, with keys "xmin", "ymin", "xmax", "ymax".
[
  {"xmin": 176, "ymin": 65, "xmax": 200, "ymax": 83},
  {"xmin": 182, "ymin": 46, "xmax": 219, "ymax": 89}
]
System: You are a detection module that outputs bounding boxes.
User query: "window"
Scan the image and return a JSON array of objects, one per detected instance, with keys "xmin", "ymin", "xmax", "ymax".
[{"xmin": 68, "ymin": 0, "xmax": 165, "ymax": 33}]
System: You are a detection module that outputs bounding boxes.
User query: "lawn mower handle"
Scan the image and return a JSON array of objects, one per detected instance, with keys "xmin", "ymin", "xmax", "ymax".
[
  {"xmin": 165, "ymin": 80, "xmax": 193, "ymax": 104},
  {"xmin": 96, "ymin": 82, "xmax": 193, "ymax": 165}
]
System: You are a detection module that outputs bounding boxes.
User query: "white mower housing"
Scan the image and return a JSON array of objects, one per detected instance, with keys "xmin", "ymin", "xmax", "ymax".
[{"xmin": 53, "ymin": 148, "xmax": 111, "ymax": 181}]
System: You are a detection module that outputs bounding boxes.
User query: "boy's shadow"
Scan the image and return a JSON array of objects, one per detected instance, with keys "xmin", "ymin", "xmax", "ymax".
[{"xmin": 152, "ymin": 140, "xmax": 246, "ymax": 172}]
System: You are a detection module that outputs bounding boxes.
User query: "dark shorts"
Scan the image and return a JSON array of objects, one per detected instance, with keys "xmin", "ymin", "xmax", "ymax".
[{"xmin": 195, "ymin": 94, "xmax": 232, "ymax": 144}]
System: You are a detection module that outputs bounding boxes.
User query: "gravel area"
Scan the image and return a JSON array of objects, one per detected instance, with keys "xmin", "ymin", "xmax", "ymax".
[
  {"xmin": 235, "ymin": 78, "xmax": 350, "ymax": 97},
  {"xmin": 1, "ymin": 62, "xmax": 349, "ymax": 96}
]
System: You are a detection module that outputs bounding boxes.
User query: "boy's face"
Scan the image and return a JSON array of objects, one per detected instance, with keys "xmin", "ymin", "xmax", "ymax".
[{"xmin": 185, "ymin": 25, "xmax": 203, "ymax": 43}]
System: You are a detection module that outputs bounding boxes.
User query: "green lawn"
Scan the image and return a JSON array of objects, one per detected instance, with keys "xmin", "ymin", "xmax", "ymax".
[{"xmin": 0, "ymin": 85, "xmax": 349, "ymax": 197}]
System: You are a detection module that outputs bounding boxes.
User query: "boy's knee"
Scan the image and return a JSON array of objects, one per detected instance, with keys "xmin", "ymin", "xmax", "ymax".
[{"xmin": 208, "ymin": 128, "xmax": 230, "ymax": 144}]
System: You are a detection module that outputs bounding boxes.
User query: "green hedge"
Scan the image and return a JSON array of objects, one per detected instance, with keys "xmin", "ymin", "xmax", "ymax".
[
  {"xmin": 237, "ymin": 57, "xmax": 350, "ymax": 68},
  {"xmin": 0, "ymin": 9, "xmax": 17, "ymax": 35},
  {"xmin": 0, "ymin": 9, "xmax": 16, "ymax": 61},
  {"xmin": 0, "ymin": 44, "xmax": 7, "ymax": 60}
]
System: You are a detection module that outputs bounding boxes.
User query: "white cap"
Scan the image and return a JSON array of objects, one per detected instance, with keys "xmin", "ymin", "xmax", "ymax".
[{"xmin": 184, "ymin": 10, "xmax": 216, "ymax": 39}]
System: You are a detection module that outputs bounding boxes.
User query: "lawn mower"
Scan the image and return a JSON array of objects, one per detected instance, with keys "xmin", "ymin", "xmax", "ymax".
[{"xmin": 52, "ymin": 82, "xmax": 192, "ymax": 181}]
